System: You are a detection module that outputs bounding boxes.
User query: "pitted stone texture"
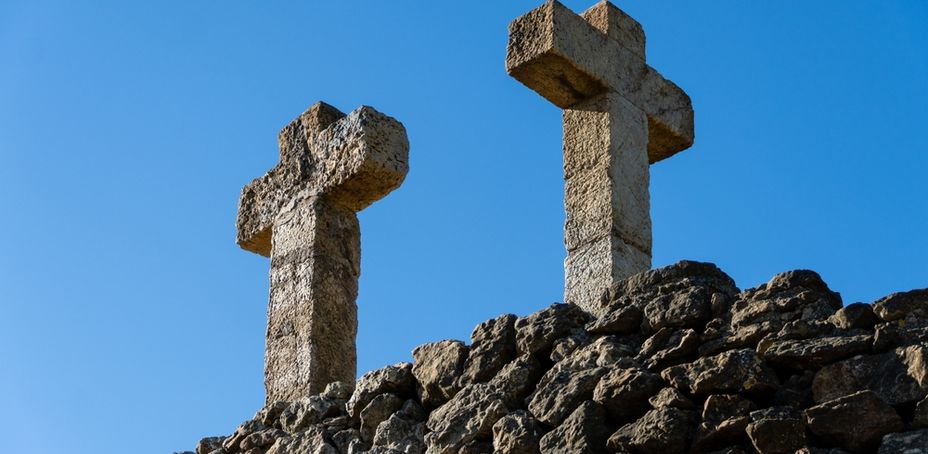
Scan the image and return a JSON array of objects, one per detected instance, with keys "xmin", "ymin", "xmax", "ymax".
[
  {"xmin": 412, "ymin": 340, "xmax": 468, "ymax": 409},
  {"xmin": 493, "ymin": 411, "xmax": 543, "ymax": 454},
  {"xmin": 812, "ymin": 345, "xmax": 928, "ymax": 405},
  {"xmin": 804, "ymin": 390, "xmax": 904, "ymax": 453},
  {"xmin": 607, "ymin": 407, "xmax": 697, "ymax": 453},
  {"xmin": 347, "ymin": 363, "xmax": 416, "ymax": 420},
  {"xmin": 538, "ymin": 401, "xmax": 611, "ymax": 453},
  {"xmin": 515, "ymin": 303, "xmax": 589, "ymax": 356},
  {"xmin": 506, "ymin": 1, "xmax": 695, "ymax": 312},
  {"xmin": 460, "ymin": 314, "xmax": 517, "ymax": 386},
  {"xmin": 237, "ymin": 102, "xmax": 409, "ymax": 403},
  {"xmin": 661, "ymin": 348, "xmax": 779, "ymax": 397},
  {"xmin": 872, "ymin": 288, "xmax": 928, "ymax": 322}
]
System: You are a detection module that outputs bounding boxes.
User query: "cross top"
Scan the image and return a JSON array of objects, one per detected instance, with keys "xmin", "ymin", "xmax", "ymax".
[
  {"xmin": 238, "ymin": 102, "xmax": 409, "ymax": 257},
  {"xmin": 237, "ymin": 102, "xmax": 408, "ymax": 402},
  {"xmin": 507, "ymin": 1, "xmax": 695, "ymax": 314}
]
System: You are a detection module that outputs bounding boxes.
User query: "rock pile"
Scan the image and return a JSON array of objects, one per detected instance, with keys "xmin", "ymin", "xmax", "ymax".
[{"xmin": 185, "ymin": 261, "xmax": 928, "ymax": 454}]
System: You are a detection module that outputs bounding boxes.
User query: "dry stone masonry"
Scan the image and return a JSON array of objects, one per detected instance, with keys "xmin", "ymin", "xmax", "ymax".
[
  {"xmin": 237, "ymin": 102, "xmax": 409, "ymax": 402},
  {"xmin": 506, "ymin": 1, "xmax": 695, "ymax": 313},
  {"xmin": 182, "ymin": 2, "xmax": 928, "ymax": 454},
  {"xmin": 187, "ymin": 261, "xmax": 928, "ymax": 453}
]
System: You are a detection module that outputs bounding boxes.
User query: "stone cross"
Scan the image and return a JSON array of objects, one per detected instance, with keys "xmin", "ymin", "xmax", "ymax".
[
  {"xmin": 506, "ymin": 1, "xmax": 695, "ymax": 313},
  {"xmin": 237, "ymin": 102, "xmax": 409, "ymax": 402}
]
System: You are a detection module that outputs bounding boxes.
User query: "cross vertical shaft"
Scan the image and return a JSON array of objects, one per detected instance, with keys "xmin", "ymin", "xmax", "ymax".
[{"xmin": 506, "ymin": 0, "xmax": 695, "ymax": 314}]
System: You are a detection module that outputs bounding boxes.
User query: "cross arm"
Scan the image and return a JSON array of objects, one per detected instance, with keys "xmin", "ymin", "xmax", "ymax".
[{"xmin": 505, "ymin": 0, "xmax": 694, "ymax": 163}]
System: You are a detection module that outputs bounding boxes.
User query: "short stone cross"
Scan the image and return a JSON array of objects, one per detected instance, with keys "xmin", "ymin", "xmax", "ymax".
[
  {"xmin": 506, "ymin": 1, "xmax": 695, "ymax": 313},
  {"xmin": 237, "ymin": 102, "xmax": 409, "ymax": 402}
]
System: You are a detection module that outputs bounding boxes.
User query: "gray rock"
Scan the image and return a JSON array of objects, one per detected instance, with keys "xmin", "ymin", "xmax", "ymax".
[
  {"xmin": 424, "ymin": 383, "xmax": 508, "ymax": 453},
  {"xmin": 279, "ymin": 395, "xmax": 343, "ymax": 433},
  {"xmin": 586, "ymin": 305, "xmax": 643, "ymax": 335},
  {"xmin": 490, "ymin": 355, "xmax": 544, "ymax": 409},
  {"xmin": 266, "ymin": 426, "xmax": 337, "ymax": 454},
  {"xmin": 812, "ymin": 345, "xmax": 928, "ymax": 405},
  {"xmin": 914, "ymin": 395, "xmax": 928, "ymax": 428},
  {"xmin": 323, "ymin": 381, "xmax": 355, "ymax": 401},
  {"xmin": 637, "ymin": 327, "xmax": 699, "ymax": 370},
  {"xmin": 528, "ymin": 366, "xmax": 608, "ymax": 427},
  {"xmin": 360, "ymin": 393, "xmax": 404, "ymax": 443},
  {"xmin": 878, "ymin": 429, "xmax": 928, "ymax": 454},
  {"xmin": 730, "ymin": 270, "xmax": 842, "ymax": 346},
  {"xmin": 240, "ymin": 429, "xmax": 287, "ymax": 451},
  {"xmin": 372, "ymin": 414, "xmax": 425, "ymax": 454},
  {"xmin": 828, "ymin": 303, "xmax": 877, "ymax": 330},
  {"xmin": 492, "ymin": 411, "xmax": 542, "ymax": 454},
  {"xmin": 457, "ymin": 440, "xmax": 493, "ymax": 454},
  {"xmin": 745, "ymin": 407, "xmax": 805, "ymax": 454},
  {"xmin": 644, "ymin": 286, "xmax": 713, "ymax": 331},
  {"xmin": 255, "ymin": 401, "xmax": 289, "ymax": 428},
  {"xmin": 758, "ymin": 334, "xmax": 872, "ymax": 370},
  {"xmin": 222, "ymin": 420, "xmax": 264, "ymax": 452},
  {"xmin": 872, "ymin": 288, "xmax": 928, "ymax": 322},
  {"xmin": 549, "ymin": 329, "xmax": 592, "ymax": 363},
  {"xmin": 331, "ymin": 429, "xmax": 361, "ymax": 454},
  {"xmin": 346, "ymin": 363, "xmax": 415, "ymax": 419},
  {"xmin": 648, "ymin": 387, "xmax": 694, "ymax": 410},
  {"xmin": 196, "ymin": 437, "xmax": 224, "ymax": 454},
  {"xmin": 592, "ymin": 367, "xmax": 663, "ymax": 423},
  {"xmin": 692, "ymin": 394, "xmax": 752, "ymax": 452},
  {"xmin": 515, "ymin": 303, "xmax": 589, "ymax": 356},
  {"xmin": 538, "ymin": 401, "xmax": 610, "ymax": 454},
  {"xmin": 412, "ymin": 340, "xmax": 468, "ymax": 409},
  {"xmin": 661, "ymin": 348, "xmax": 779, "ymax": 396},
  {"xmin": 607, "ymin": 407, "xmax": 696, "ymax": 453},
  {"xmin": 804, "ymin": 390, "xmax": 903, "ymax": 453},
  {"xmin": 459, "ymin": 314, "xmax": 517, "ymax": 386}
]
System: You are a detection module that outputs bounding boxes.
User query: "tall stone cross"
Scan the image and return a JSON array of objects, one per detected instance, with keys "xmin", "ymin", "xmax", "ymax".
[
  {"xmin": 237, "ymin": 102, "xmax": 409, "ymax": 402},
  {"xmin": 506, "ymin": 1, "xmax": 695, "ymax": 313}
]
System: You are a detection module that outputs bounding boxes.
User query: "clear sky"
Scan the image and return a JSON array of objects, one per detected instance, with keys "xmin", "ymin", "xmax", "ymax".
[{"xmin": 1, "ymin": 1, "xmax": 925, "ymax": 453}]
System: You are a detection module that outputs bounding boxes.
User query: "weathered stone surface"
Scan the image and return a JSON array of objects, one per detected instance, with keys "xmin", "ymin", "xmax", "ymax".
[
  {"xmin": 279, "ymin": 395, "xmax": 342, "ymax": 433},
  {"xmin": 491, "ymin": 355, "xmax": 545, "ymax": 409},
  {"xmin": 661, "ymin": 348, "xmax": 778, "ymax": 396},
  {"xmin": 550, "ymin": 329, "xmax": 593, "ymax": 363},
  {"xmin": 360, "ymin": 393, "xmax": 404, "ymax": 443},
  {"xmin": 528, "ymin": 366, "xmax": 607, "ymax": 427},
  {"xmin": 507, "ymin": 0, "xmax": 697, "ymax": 310},
  {"xmin": 730, "ymin": 270, "xmax": 842, "ymax": 346},
  {"xmin": 265, "ymin": 426, "xmax": 334, "ymax": 454},
  {"xmin": 648, "ymin": 387, "xmax": 695, "ymax": 410},
  {"xmin": 745, "ymin": 407, "xmax": 805, "ymax": 454},
  {"xmin": 586, "ymin": 305, "xmax": 642, "ymax": 335},
  {"xmin": 347, "ymin": 363, "xmax": 416, "ymax": 419},
  {"xmin": 459, "ymin": 314, "xmax": 517, "ymax": 386},
  {"xmin": 828, "ymin": 302, "xmax": 877, "ymax": 330},
  {"xmin": 638, "ymin": 327, "xmax": 699, "ymax": 370},
  {"xmin": 812, "ymin": 345, "xmax": 928, "ymax": 405},
  {"xmin": 914, "ymin": 395, "xmax": 928, "ymax": 428},
  {"xmin": 593, "ymin": 367, "xmax": 663, "ymax": 423},
  {"xmin": 538, "ymin": 401, "xmax": 610, "ymax": 454},
  {"xmin": 196, "ymin": 437, "xmax": 224, "ymax": 454},
  {"xmin": 693, "ymin": 394, "xmax": 752, "ymax": 452},
  {"xmin": 515, "ymin": 303, "xmax": 589, "ymax": 356},
  {"xmin": 493, "ymin": 411, "xmax": 543, "ymax": 454},
  {"xmin": 758, "ymin": 334, "xmax": 872, "ymax": 370},
  {"xmin": 805, "ymin": 390, "xmax": 903, "ymax": 453},
  {"xmin": 222, "ymin": 420, "xmax": 265, "ymax": 452},
  {"xmin": 872, "ymin": 288, "xmax": 928, "ymax": 322},
  {"xmin": 237, "ymin": 102, "xmax": 410, "ymax": 402},
  {"xmin": 372, "ymin": 413, "xmax": 425, "ymax": 454},
  {"xmin": 878, "ymin": 429, "xmax": 928, "ymax": 453},
  {"xmin": 425, "ymin": 383, "xmax": 508, "ymax": 453},
  {"xmin": 607, "ymin": 407, "xmax": 696, "ymax": 453},
  {"xmin": 412, "ymin": 340, "xmax": 467, "ymax": 409}
]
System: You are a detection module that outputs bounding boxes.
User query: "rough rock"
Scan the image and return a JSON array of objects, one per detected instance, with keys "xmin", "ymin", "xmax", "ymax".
[
  {"xmin": 528, "ymin": 366, "xmax": 607, "ymax": 427},
  {"xmin": 360, "ymin": 393, "xmax": 404, "ymax": 443},
  {"xmin": 828, "ymin": 303, "xmax": 877, "ymax": 330},
  {"xmin": 492, "ymin": 411, "xmax": 542, "ymax": 454},
  {"xmin": 412, "ymin": 340, "xmax": 467, "ymax": 409},
  {"xmin": 638, "ymin": 327, "xmax": 699, "ymax": 370},
  {"xmin": 279, "ymin": 395, "xmax": 342, "ymax": 433},
  {"xmin": 372, "ymin": 413, "xmax": 425, "ymax": 454},
  {"xmin": 593, "ymin": 367, "xmax": 663, "ymax": 423},
  {"xmin": 648, "ymin": 387, "xmax": 695, "ymax": 410},
  {"xmin": 538, "ymin": 401, "xmax": 610, "ymax": 453},
  {"xmin": 745, "ymin": 407, "xmax": 805, "ymax": 454},
  {"xmin": 515, "ymin": 303, "xmax": 589, "ymax": 356},
  {"xmin": 586, "ymin": 305, "xmax": 642, "ymax": 335},
  {"xmin": 812, "ymin": 345, "xmax": 928, "ymax": 405},
  {"xmin": 692, "ymin": 394, "xmax": 752, "ymax": 452},
  {"xmin": 804, "ymin": 390, "xmax": 904, "ymax": 452},
  {"xmin": 758, "ymin": 334, "xmax": 872, "ymax": 370},
  {"xmin": 661, "ymin": 348, "xmax": 778, "ymax": 396},
  {"xmin": 425, "ymin": 383, "xmax": 508, "ymax": 452},
  {"xmin": 460, "ymin": 314, "xmax": 517, "ymax": 385},
  {"xmin": 346, "ymin": 363, "xmax": 416, "ymax": 419},
  {"xmin": 872, "ymin": 288, "xmax": 928, "ymax": 322},
  {"xmin": 607, "ymin": 407, "xmax": 696, "ymax": 453},
  {"xmin": 878, "ymin": 429, "xmax": 928, "ymax": 453}
]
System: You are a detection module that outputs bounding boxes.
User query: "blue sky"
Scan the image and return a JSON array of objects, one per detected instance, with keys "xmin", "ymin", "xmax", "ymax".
[{"xmin": 1, "ymin": 1, "xmax": 925, "ymax": 453}]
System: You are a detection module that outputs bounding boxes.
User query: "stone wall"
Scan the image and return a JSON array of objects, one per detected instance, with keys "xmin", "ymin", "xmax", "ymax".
[{"xmin": 184, "ymin": 261, "xmax": 928, "ymax": 454}]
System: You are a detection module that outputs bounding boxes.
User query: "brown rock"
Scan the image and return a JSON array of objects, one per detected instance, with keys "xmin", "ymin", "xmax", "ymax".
[
  {"xmin": 872, "ymin": 288, "xmax": 928, "ymax": 322},
  {"xmin": 593, "ymin": 367, "xmax": 664, "ymax": 423},
  {"xmin": 538, "ymin": 401, "xmax": 610, "ymax": 454},
  {"xmin": 459, "ymin": 314, "xmax": 517, "ymax": 385},
  {"xmin": 493, "ymin": 411, "xmax": 543, "ymax": 454},
  {"xmin": 607, "ymin": 407, "xmax": 696, "ymax": 453},
  {"xmin": 412, "ymin": 340, "xmax": 468, "ymax": 409},
  {"xmin": 661, "ymin": 348, "xmax": 779, "ymax": 397},
  {"xmin": 804, "ymin": 390, "xmax": 903, "ymax": 452},
  {"xmin": 812, "ymin": 345, "xmax": 928, "ymax": 405}
]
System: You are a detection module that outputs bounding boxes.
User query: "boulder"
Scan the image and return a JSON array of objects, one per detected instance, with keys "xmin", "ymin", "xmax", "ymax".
[
  {"xmin": 492, "ymin": 410, "xmax": 543, "ymax": 454},
  {"xmin": 459, "ymin": 314, "xmax": 517, "ymax": 386},
  {"xmin": 528, "ymin": 366, "xmax": 608, "ymax": 427},
  {"xmin": 346, "ymin": 363, "xmax": 416, "ymax": 419},
  {"xmin": 592, "ymin": 367, "xmax": 664, "ymax": 423},
  {"xmin": 745, "ymin": 407, "xmax": 805, "ymax": 454},
  {"xmin": 661, "ymin": 348, "xmax": 778, "ymax": 397},
  {"xmin": 872, "ymin": 288, "xmax": 928, "ymax": 322},
  {"xmin": 692, "ymin": 394, "xmax": 752, "ymax": 452},
  {"xmin": 412, "ymin": 340, "xmax": 468, "ymax": 409},
  {"xmin": 812, "ymin": 345, "xmax": 928, "ymax": 405},
  {"xmin": 758, "ymin": 334, "xmax": 872, "ymax": 370},
  {"xmin": 359, "ymin": 393, "xmax": 404, "ymax": 443},
  {"xmin": 515, "ymin": 303, "xmax": 589, "ymax": 356},
  {"xmin": 424, "ymin": 383, "xmax": 508, "ymax": 452},
  {"xmin": 538, "ymin": 401, "xmax": 610, "ymax": 454},
  {"xmin": 804, "ymin": 390, "xmax": 903, "ymax": 453},
  {"xmin": 828, "ymin": 303, "xmax": 877, "ymax": 330},
  {"xmin": 878, "ymin": 429, "xmax": 928, "ymax": 454},
  {"xmin": 607, "ymin": 407, "xmax": 697, "ymax": 453}
]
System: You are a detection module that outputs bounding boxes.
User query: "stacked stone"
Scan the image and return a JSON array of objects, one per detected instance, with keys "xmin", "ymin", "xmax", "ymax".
[{"xmin": 187, "ymin": 261, "xmax": 928, "ymax": 454}]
